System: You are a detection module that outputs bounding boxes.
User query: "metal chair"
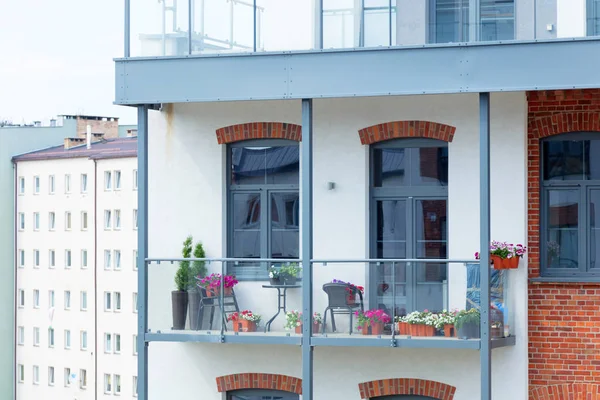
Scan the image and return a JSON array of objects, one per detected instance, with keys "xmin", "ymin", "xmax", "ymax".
[
  {"xmin": 195, "ymin": 282, "xmax": 239, "ymax": 331},
  {"xmin": 321, "ymin": 283, "xmax": 364, "ymax": 335}
]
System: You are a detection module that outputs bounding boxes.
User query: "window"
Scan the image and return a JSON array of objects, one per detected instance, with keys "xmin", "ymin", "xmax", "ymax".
[
  {"xmin": 65, "ymin": 174, "xmax": 71, "ymax": 193},
  {"xmin": 226, "ymin": 390, "xmax": 300, "ymax": 400},
  {"xmin": 104, "ymin": 374, "xmax": 112, "ymax": 393},
  {"xmin": 48, "ymin": 328, "xmax": 55, "ymax": 347},
  {"xmin": 104, "ymin": 333, "xmax": 112, "ymax": 353},
  {"xmin": 429, "ymin": 0, "xmax": 515, "ymax": 43},
  {"xmin": 114, "ymin": 209, "xmax": 121, "ymax": 229},
  {"xmin": 48, "ymin": 212, "xmax": 55, "ymax": 230},
  {"xmin": 33, "ymin": 212, "xmax": 40, "ymax": 230},
  {"xmin": 17, "ymin": 364, "xmax": 24, "ymax": 383},
  {"xmin": 64, "ymin": 290, "xmax": 71, "ymax": 310},
  {"xmin": 65, "ymin": 211, "xmax": 72, "ymax": 230},
  {"xmin": 133, "ymin": 292, "xmax": 138, "ymax": 313},
  {"xmin": 114, "ymin": 250, "xmax": 121, "ymax": 270},
  {"xmin": 227, "ymin": 141, "xmax": 300, "ymax": 279},
  {"xmin": 80, "ymin": 330, "xmax": 88, "ymax": 350},
  {"xmin": 81, "ymin": 173, "xmax": 88, "ymax": 193},
  {"xmin": 114, "ymin": 334, "xmax": 121, "ymax": 353},
  {"xmin": 33, "ymin": 249, "xmax": 40, "ymax": 268},
  {"xmin": 133, "ymin": 376, "xmax": 138, "ymax": 397},
  {"xmin": 18, "ymin": 249, "xmax": 24, "ymax": 268},
  {"xmin": 133, "ymin": 169, "xmax": 138, "ymax": 190},
  {"xmin": 64, "ymin": 330, "xmax": 71, "ymax": 349},
  {"xmin": 114, "ymin": 374, "xmax": 121, "ymax": 394},
  {"xmin": 49, "ymin": 249, "xmax": 55, "ymax": 268},
  {"xmin": 114, "ymin": 292, "xmax": 122, "ymax": 311},
  {"xmin": 33, "ymin": 365, "xmax": 39, "ymax": 385},
  {"xmin": 64, "ymin": 367, "xmax": 71, "ymax": 386},
  {"xmin": 18, "ymin": 177, "xmax": 25, "ymax": 194},
  {"xmin": 114, "ymin": 170, "xmax": 122, "ymax": 190},
  {"xmin": 104, "ymin": 250, "xmax": 112, "ymax": 270},
  {"xmin": 17, "ymin": 326, "xmax": 24, "ymax": 345},
  {"xmin": 541, "ymin": 134, "xmax": 600, "ymax": 279},
  {"xmin": 18, "ymin": 213, "xmax": 24, "ymax": 230},
  {"xmin": 133, "ymin": 209, "xmax": 138, "ymax": 230},
  {"xmin": 588, "ymin": 0, "xmax": 600, "ymax": 36},
  {"xmin": 133, "ymin": 335, "xmax": 138, "ymax": 355},
  {"xmin": 65, "ymin": 249, "xmax": 72, "ymax": 268},
  {"xmin": 33, "ymin": 327, "xmax": 40, "ymax": 346},
  {"xmin": 80, "ymin": 291, "xmax": 87, "ymax": 310},
  {"xmin": 105, "ymin": 210, "xmax": 112, "ymax": 229},
  {"xmin": 104, "ymin": 292, "xmax": 112, "ymax": 311},
  {"xmin": 105, "ymin": 171, "xmax": 112, "ymax": 190},
  {"xmin": 81, "ymin": 211, "xmax": 88, "ymax": 230},
  {"xmin": 48, "ymin": 366, "xmax": 55, "ymax": 386},
  {"xmin": 18, "ymin": 289, "xmax": 24, "ymax": 307},
  {"xmin": 81, "ymin": 250, "xmax": 88, "ymax": 268},
  {"xmin": 133, "ymin": 250, "xmax": 138, "ymax": 270},
  {"xmin": 49, "ymin": 175, "xmax": 55, "ymax": 194},
  {"xmin": 34, "ymin": 176, "xmax": 40, "ymax": 194},
  {"xmin": 79, "ymin": 369, "xmax": 87, "ymax": 389},
  {"xmin": 48, "ymin": 290, "xmax": 55, "ymax": 307},
  {"xmin": 33, "ymin": 289, "xmax": 40, "ymax": 308}
]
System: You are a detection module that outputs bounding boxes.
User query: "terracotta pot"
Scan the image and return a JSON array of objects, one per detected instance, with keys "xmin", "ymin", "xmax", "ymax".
[
  {"xmin": 408, "ymin": 323, "xmax": 419, "ymax": 336},
  {"xmin": 444, "ymin": 324, "xmax": 457, "ymax": 338},
  {"xmin": 491, "ymin": 255, "xmax": 520, "ymax": 270},
  {"xmin": 206, "ymin": 286, "xmax": 234, "ymax": 298},
  {"xmin": 294, "ymin": 323, "xmax": 322, "ymax": 334},
  {"xmin": 361, "ymin": 322, "xmax": 383, "ymax": 335},
  {"xmin": 295, "ymin": 325, "xmax": 302, "ymax": 334},
  {"xmin": 232, "ymin": 320, "xmax": 240, "ymax": 332},
  {"xmin": 397, "ymin": 321, "xmax": 409, "ymax": 335},
  {"xmin": 490, "ymin": 255, "xmax": 504, "ymax": 270},
  {"xmin": 238, "ymin": 320, "xmax": 257, "ymax": 332},
  {"xmin": 346, "ymin": 293, "xmax": 356, "ymax": 305},
  {"xmin": 409, "ymin": 324, "xmax": 435, "ymax": 336}
]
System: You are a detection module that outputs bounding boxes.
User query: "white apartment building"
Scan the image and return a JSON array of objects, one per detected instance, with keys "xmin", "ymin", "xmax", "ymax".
[{"xmin": 14, "ymin": 133, "xmax": 138, "ymax": 400}]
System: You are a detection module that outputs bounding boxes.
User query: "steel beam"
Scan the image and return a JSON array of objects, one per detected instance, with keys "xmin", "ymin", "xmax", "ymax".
[{"xmin": 124, "ymin": 0, "xmax": 130, "ymax": 57}]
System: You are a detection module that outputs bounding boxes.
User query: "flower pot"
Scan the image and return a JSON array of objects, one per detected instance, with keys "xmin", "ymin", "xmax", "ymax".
[
  {"xmin": 187, "ymin": 288, "xmax": 201, "ymax": 330},
  {"xmin": 237, "ymin": 320, "xmax": 257, "ymax": 333},
  {"xmin": 457, "ymin": 322, "xmax": 480, "ymax": 339},
  {"xmin": 346, "ymin": 293, "xmax": 356, "ymax": 305},
  {"xmin": 295, "ymin": 322, "xmax": 321, "ymax": 334},
  {"xmin": 361, "ymin": 322, "xmax": 384, "ymax": 335},
  {"xmin": 409, "ymin": 324, "xmax": 435, "ymax": 337},
  {"xmin": 444, "ymin": 324, "xmax": 457, "ymax": 338},
  {"xmin": 206, "ymin": 286, "xmax": 233, "ymax": 297},
  {"xmin": 490, "ymin": 255, "xmax": 504, "ymax": 270},
  {"xmin": 491, "ymin": 255, "xmax": 520, "ymax": 270},
  {"xmin": 283, "ymin": 276, "xmax": 297, "ymax": 285},
  {"xmin": 269, "ymin": 278, "xmax": 281, "ymax": 286},
  {"xmin": 171, "ymin": 291, "xmax": 188, "ymax": 330},
  {"xmin": 397, "ymin": 321, "xmax": 409, "ymax": 335}
]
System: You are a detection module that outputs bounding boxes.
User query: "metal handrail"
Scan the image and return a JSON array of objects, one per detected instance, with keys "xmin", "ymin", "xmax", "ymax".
[{"xmin": 145, "ymin": 257, "xmax": 480, "ymax": 264}]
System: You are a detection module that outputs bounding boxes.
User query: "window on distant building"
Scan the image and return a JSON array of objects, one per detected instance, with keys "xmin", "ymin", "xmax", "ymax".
[
  {"xmin": 133, "ymin": 292, "xmax": 138, "ymax": 313},
  {"xmin": 48, "ymin": 328, "xmax": 55, "ymax": 347},
  {"xmin": 65, "ymin": 211, "xmax": 72, "ymax": 230},
  {"xmin": 114, "ymin": 334, "xmax": 121, "ymax": 353},
  {"xmin": 48, "ymin": 366, "xmax": 55, "ymax": 386},
  {"xmin": 133, "ymin": 334, "xmax": 138, "ymax": 355},
  {"xmin": 133, "ymin": 209, "xmax": 138, "ymax": 230},
  {"xmin": 104, "ymin": 250, "xmax": 112, "ymax": 270},
  {"xmin": 33, "ymin": 289, "xmax": 40, "ymax": 308},
  {"xmin": 64, "ymin": 367, "xmax": 71, "ymax": 387},
  {"xmin": 114, "ymin": 209, "xmax": 121, "ymax": 229},
  {"xmin": 80, "ymin": 291, "xmax": 87, "ymax": 311},
  {"xmin": 49, "ymin": 175, "xmax": 55, "ymax": 194},
  {"xmin": 114, "ymin": 374, "xmax": 121, "ymax": 395},
  {"xmin": 104, "ymin": 374, "xmax": 112, "ymax": 393},
  {"xmin": 49, "ymin": 290, "xmax": 55, "ymax": 307},
  {"xmin": 133, "ymin": 250, "xmax": 138, "ymax": 270},
  {"xmin": 34, "ymin": 176, "xmax": 40, "ymax": 194},
  {"xmin": 105, "ymin": 210, "xmax": 112, "ymax": 229},
  {"xmin": 33, "ymin": 327, "xmax": 40, "ymax": 346},
  {"xmin": 18, "ymin": 289, "xmax": 25, "ymax": 308},
  {"xmin": 64, "ymin": 290, "xmax": 71, "ymax": 310},
  {"xmin": 105, "ymin": 171, "xmax": 112, "ymax": 190},
  {"xmin": 49, "ymin": 211, "xmax": 56, "ymax": 231},
  {"xmin": 114, "ymin": 250, "xmax": 121, "ymax": 270},
  {"xmin": 227, "ymin": 140, "xmax": 300, "ymax": 280},
  {"xmin": 114, "ymin": 292, "xmax": 122, "ymax": 311},
  {"xmin": 18, "ymin": 249, "xmax": 24, "ymax": 268},
  {"xmin": 104, "ymin": 333, "xmax": 112, "ymax": 353},
  {"xmin": 80, "ymin": 331, "xmax": 88, "ymax": 350},
  {"xmin": 65, "ymin": 174, "xmax": 71, "ymax": 193},
  {"xmin": 33, "ymin": 365, "xmax": 39, "ymax": 385},
  {"xmin": 33, "ymin": 212, "xmax": 40, "ymax": 231},
  {"xmin": 104, "ymin": 292, "xmax": 112, "ymax": 311},
  {"xmin": 81, "ymin": 211, "xmax": 88, "ymax": 230},
  {"xmin": 17, "ymin": 326, "xmax": 24, "ymax": 345},
  {"xmin": 588, "ymin": 0, "xmax": 600, "ymax": 36},
  {"xmin": 33, "ymin": 249, "xmax": 40, "ymax": 268},
  {"xmin": 18, "ymin": 213, "xmax": 25, "ymax": 230},
  {"xmin": 81, "ymin": 250, "xmax": 88, "ymax": 269},
  {"xmin": 17, "ymin": 364, "xmax": 24, "ymax": 383},
  {"xmin": 81, "ymin": 173, "xmax": 88, "ymax": 193},
  {"xmin": 49, "ymin": 249, "xmax": 55, "ymax": 268},
  {"xmin": 227, "ymin": 390, "xmax": 300, "ymax": 400},
  {"xmin": 114, "ymin": 170, "xmax": 122, "ymax": 190},
  {"xmin": 65, "ymin": 249, "xmax": 72, "ymax": 268},
  {"xmin": 79, "ymin": 369, "xmax": 87, "ymax": 389},
  {"xmin": 64, "ymin": 330, "xmax": 71, "ymax": 349},
  {"xmin": 133, "ymin": 169, "xmax": 138, "ymax": 190},
  {"xmin": 18, "ymin": 177, "xmax": 25, "ymax": 195},
  {"xmin": 133, "ymin": 376, "xmax": 138, "ymax": 397}
]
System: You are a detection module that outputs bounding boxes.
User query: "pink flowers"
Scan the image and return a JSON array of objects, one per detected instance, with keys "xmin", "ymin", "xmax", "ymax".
[
  {"xmin": 200, "ymin": 273, "xmax": 239, "ymax": 289},
  {"xmin": 474, "ymin": 241, "xmax": 527, "ymax": 260},
  {"xmin": 355, "ymin": 309, "xmax": 391, "ymax": 329}
]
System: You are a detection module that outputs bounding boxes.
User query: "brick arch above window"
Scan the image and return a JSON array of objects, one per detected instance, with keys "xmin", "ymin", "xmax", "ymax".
[
  {"xmin": 358, "ymin": 378, "xmax": 456, "ymax": 400},
  {"xmin": 358, "ymin": 121, "xmax": 456, "ymax": 145},
  {"xmin": 216, "ymin": 122, "xmax": 302, "ymax": 144},
  {"xmin": 216, "ymin": 373, "xmax": 302, "ymax": 395},
  {"xmin": 529, "ymin": 383, "xmax": 600, "ymax": 400},
  {"xmin": 528, "ymin": 112, "xmax": 600, "ymax": 139}
]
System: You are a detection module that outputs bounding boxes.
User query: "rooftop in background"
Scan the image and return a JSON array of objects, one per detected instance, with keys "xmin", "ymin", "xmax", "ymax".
[
  {"xmin": 60, "ymin": 114, "xmax": 119, "ymax": 121},
  {"xmin": 12, "ymin": 137, "xmax": 137, "ymax": 162}
]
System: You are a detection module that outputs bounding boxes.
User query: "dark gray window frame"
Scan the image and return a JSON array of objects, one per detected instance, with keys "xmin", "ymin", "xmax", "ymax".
[
  {"xmin": 371, "ymin": 396, "xmax": 439, "ymax": 400},
  {"xmin": 368, "ymin": 138, "xmax": 449, "ymax": 313},
  {"xmin": 539, "ymin": 132, "xmax": 600, "ymax": 281},
  {"xmin": 588, "ymin": 0, "xmax": 600, "ymax": 36},
  {"xmin": 227, "ymin": 389, "xmax": 299, "ymax": 400},
  {"xmin": 226, "ymin": 139, "xmax": 300, "ymax": 281}
]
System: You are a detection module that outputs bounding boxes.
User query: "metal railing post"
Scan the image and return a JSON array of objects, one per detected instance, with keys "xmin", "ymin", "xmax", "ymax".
[{"xmin": 124, "ymin": 0, "xmax": 131, "ymax": 57}]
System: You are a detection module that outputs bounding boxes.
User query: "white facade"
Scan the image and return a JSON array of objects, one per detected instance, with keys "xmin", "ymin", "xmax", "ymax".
[
  {"xmin": 15, "ymin": 151, "xmax": 138, "ymax": 400},
  {"xmin": 145, "ymin": 93, "xmax": 528, "ymax": 399}
]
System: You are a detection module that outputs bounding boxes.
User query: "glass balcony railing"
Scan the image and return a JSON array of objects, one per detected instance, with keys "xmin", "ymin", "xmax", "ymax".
[
  {"xmin": 146, "ymin": 257, "xmax": 513, "ymax": 345},
  {"xmin": 126, "ymin": 0, "xmax": 600, "ymax": 58}
]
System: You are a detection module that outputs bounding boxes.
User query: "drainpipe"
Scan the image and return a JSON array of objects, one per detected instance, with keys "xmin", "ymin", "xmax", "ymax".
[
  {"xmin": 12, "ymin": 161, "xmax": 17, "ymax": 400},
  {"xmin": 94, "ymin": 160, "xmax": 98, "ymax": 400}
]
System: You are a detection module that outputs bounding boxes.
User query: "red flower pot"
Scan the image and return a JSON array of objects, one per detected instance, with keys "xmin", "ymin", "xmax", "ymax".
[
  {"xmin": 409, "ymin": 324, "xmax": 435, "ymax": 336},
  {"xmin": 397, "ymin": 322, "xmax": 409, "ymax": 335},
  {"xmin": 206, "ymin": 286, "xmax": 233, "ymax": 297},
  {"xmin": 295, "ymin": 325, "xmax": 302, "ymax": 334},
  {"xmin": 361, "ymin": 322, "xmax": 383, "ymax": 335},
  {"xmin": 295, "ymin": 323, "xmax": 321, "ymax": 334},
  {"xmin": 444, "ymin": 324, "xmax": 457, "ymax": 338},
  {"xmin": 238, "ymin": 320, "xmax": 257, "ymax": 332},
  {"xmin": 491, "ymin": 255, "xmax": 520, "ymax": 270}
]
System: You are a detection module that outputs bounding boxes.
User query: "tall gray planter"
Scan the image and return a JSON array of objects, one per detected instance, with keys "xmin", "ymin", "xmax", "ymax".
[
  {"xmin": 171, "ymin": 291, "xmax": 188, "ymax": 330},
  {"xmin": 188, "ymin": 288, "xmax": 201, "ymax": 330},
  {"xmin": 457, "ymin": 322, "xmax": 480, "ymax": 339}
]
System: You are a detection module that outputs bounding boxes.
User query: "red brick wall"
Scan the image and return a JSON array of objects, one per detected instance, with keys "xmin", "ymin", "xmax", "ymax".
[
  {"xmin": 358, "ymin": 121, "xmax": 456, "ymax": 145},
  {"xmin": 216, "ymin": 122, "xmax": 302, "ymax": 144},
  {"xmin": 215, "ymin": 373, "xmax": 302, "ymax": 394},
  {"xmin": 527, "ymin": 89, "xmax": 600, "ymax": 398},
  {"xmin": 358, "ymin": 378, "xmax": 456, "ymax": 399}
]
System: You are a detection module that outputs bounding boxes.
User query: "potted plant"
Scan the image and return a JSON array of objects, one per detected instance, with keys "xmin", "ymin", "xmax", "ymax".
[
  {"xmin": 475, "ymin": 241, "xmax": 527, "ymax": 270},
  {"xmin": 455, "ymin": 309, "xmax": 481, "ymax": 339},
  {"xmin": 355, "ymin": 309, "xmax": 390, "ymax": 335},
  {"xmin": 405, "ymin": 310, "xmax": 436, "ymax": 337},
  {"xmin": 395, "ymin": 315, "xmax": 409, "ymax": 335},
  {"xmin": 547, "ymin": 240, "xmax": 560, "ymax": 266},
  {"xmin": 268, "ymin": 266, "xmax": 281, "ymax": 285},
  {"xmin": 172, "ymin": 243, "xmax": 190, "ymax": 330},
  {"xmin": 280, "ymin": 263, "xmax": 301, "ymax": 285},
  {"xmin": 284, "ymin": 311, "xmax": 322, "ymax": 334},
  {"xmin": 187, "ymin": 240, "xmax": 207, "ymax": 330},
  {"xmin": 200, "ymin": 273, "xmax": 238, "ymax": 297},
  {"xmin": 435, "ymin": 309, "xmax": 458, "ymax": 338},
  {"xmin": 332, "ymin": 279, "xmax": 364, "ymax": 304},
  {"xmin": 228, "ymin": 310, "xmax": 261, "ymax": 332}
]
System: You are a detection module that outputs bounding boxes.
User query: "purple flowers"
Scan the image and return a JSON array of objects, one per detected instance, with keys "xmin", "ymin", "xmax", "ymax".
[
  {"xmin": 475, "ymin": 241, "xmax": 527, "ymax": 260},
  {"xmin": 200, "ymin": 273, "xmax": 239, "ymax": 289}
]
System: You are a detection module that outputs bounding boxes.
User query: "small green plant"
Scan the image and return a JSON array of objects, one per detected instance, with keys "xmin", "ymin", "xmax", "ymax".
[
  {"xmin": 454, "ymin": 308, "xmax": 480, "ymax": 329},
  {"xmin": 188, "ymin": 241, "xmax": 207, "ymax": 289},
  {"xmin": 175, "ymin": 236, "xmax": 193, "ymax": 291},
  {"xmin": 280, "ymin": 262, "xmax": 301, "ymax": 278}
]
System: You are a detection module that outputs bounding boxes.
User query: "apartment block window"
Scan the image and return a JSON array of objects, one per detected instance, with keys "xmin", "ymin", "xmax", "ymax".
[
  {"xmin": 64, "ymin": 367, "xmax": 71, "ymax": 386},
  {"xmin": 33, "ymin": 365, "xmax": 39, "ymax": 385},
  {"xmin": 104, "ymin": 374, "xmax": 112, "ymax": 393},
  {"xmin": 18, "ymin": 249, "xmax": 24, "ymax": 268},
  {"xmin": 65, "ymin": 211, "xmax": 72, "ymax": 230},
  {"xmin": 114, "ymin": 334, "xmax": 121, "ymax": 353},
  {"xmin": 114, "ymin": 209, "xmax": 122, "ymax": 229},
  {"xmin": 105, "ymin": 171, "xmax": 112, "ymax": 190},
  {"xmin": 81, "ymin": 250, "xmax": 88, "ymax": 268},
  {"xmin": 65, "ymin": 174, "xmax": 71, "ymax": 193},
  {"xmin": 104, "ymin": 333, "xmax": 112, "ymax": 353},
  {"xmin": 49, "ymin": 211, "xmax": 55, "ymax": 230},
  {"xmin": 133, "ymin": 334, "xmax": 138, "ymax": 355},
  {"xmin": 17, "ymin": 326, "xmax": 24, "ymax": 345},
  {"xmin": 81, "ymin": 211, "xmax": 88, "ymax": 230},
  {"xmin": 114, "ymin": 250, "xmax": 121, "ymax": 270},
  {"xmin": 33, "ymin": 249, "xmax": 40, "ymax": 268},
  {"xmin": 64, "ymin": 330, "xmax": 71, "ymax": 349},
  {"xmin": 104, "ymin": 292, "xmax": 112, "ymax": 311},
  {"xmin": 104, "ymin": 250, "xmax": 112, "ymax": 270},
  {"xmin": 133, "ymin": 249, "xmax": 138, "ymax": 270},
  {"xmin": 79, "ymin": 369, "xmax": 87, "ymax": 389},
  {"xmin": 114, "ymin": 170, "xmax": 122, "ymax": 190},
  {"xmin": 80, "ymin": 330, "xmax": 88, "ymax": 350},
  {"xmin": 133, "ymin": 169, "xmax": 138, "ymax": 190},
  {"xmin": 33, "ymin": 289, "xmax": 40, "ymax": 308},
  {"xmin": 49, "ymin": 175, "xmax": 55, "ymax": 194},
  {"xmin": 65, "ymin": 249, "xmax": 72, "ymax": 268},
  {"xmin": 49, "ymin": 249, "xmax": 55, "ymax": 268},
  {"xmin": 18, "ymin": 177, "xmax": 25, "ymax": 194},
  {"xmin": 33, "ymin": 327, "xmax": 40, "ymax": 346},
  {"xmin": 48, "ymin": 327, "xmax": 55, "ymax": 347},
  {"xmin": 33, "ymin": 212, "xmax": 40, "ymax": 230},
  {"xmin": 133, "ymin": 292, "xmax": 138, "ymax": 313},
  {"xmin": 18, "ymin": 213, "xmax": 25, "ymax": 230},
  {"xmin": 17, "ymin": 364, "xmax": 24, "ymax": 383},
  {"xmin": 18, "ymin": 289, "xmax": 24, "ymax": 307},
  {"xmin": 49, "ymin": 290, "xmax": 55, "ymax": 307},
  {"xmin": 64, "ymin": 290, "xmax": 71, "ymax": 310},
  {"xmin": 133, "ymin": 376, "xmax": 138, "ymax": 397},
  {"xmin": 34, "ymin": 176, "xmax": 40, "ymax": 194},
  {"xmin": 104, "ymin": 210, "xmax": 112, "ymax": 229},
  {"xmin": 114, "ymin": 292, "xmax": 122, "ymax": 311},
  {"xmin": 114, "ymin": 374, "xmax": 121, "ymax": 394},
  {"xmin": 133, "ymin": 209, "xmax": 138, "ymax": 230},
  {"xmin": 81, "ymin": 173, "xmax": 88, "ymax": 193},
  {"xmin": 80, "ymin": 291, "xmax": 87, "ymax": 310},
  {"xmin": 48, "ymin": 366, "xmax": 55, "ymax": 386}
]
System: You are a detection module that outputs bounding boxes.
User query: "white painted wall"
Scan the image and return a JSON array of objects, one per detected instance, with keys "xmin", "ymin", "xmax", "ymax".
[
  {"xmin": 557, "ymin": 0, "xmax": 587, "ymax": 38},
  {"xmin": 147, "ymin": 93, "xmax": 528, "ymax": 400}
]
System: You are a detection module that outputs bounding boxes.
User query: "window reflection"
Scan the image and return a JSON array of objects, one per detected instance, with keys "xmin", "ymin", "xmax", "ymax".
[
  {"xmin": 543, "ymin": 140, "xmax": 600, "ymax": 180},
  {"xmin": 546, "ymin": 190, "xmax": 579, "ymax": 269},
  {"xmin": 373, "ymin": 147, "xmax": 448, "ymax": 187},
  {"xmin": 231, "ymin": 146, "xmax": 299, "ymax": 185}
]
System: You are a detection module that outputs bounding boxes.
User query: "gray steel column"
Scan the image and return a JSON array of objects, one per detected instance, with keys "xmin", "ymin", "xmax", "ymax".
[
  {"xmin": 137, "ymin": 105, "xmax": 149, "ymax": 400},
  {"xmin": 188, "ymin": 0, "xmax": 193, "ymax": 54},
  {"xmin": 479, "ymin": 92, "xmax": 491, "ymax": 400},
  {"xmin": 315, "ymin": 0, "xmax": 323, "ymax": 49},
  {"xmin": 301, "ymin": 99, "xmax": 314, "ymax": 400},
  {"xmin": 125, "ymin": 0, "xmax": 131, "ymax": 57},
  {"xmin": 253, "ymin": 0, "xmax": 257, "ymax": 52}
]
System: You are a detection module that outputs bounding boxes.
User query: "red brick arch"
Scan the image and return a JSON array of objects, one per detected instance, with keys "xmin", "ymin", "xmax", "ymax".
[
  {"xmin": 358, "ymin": 378, "xmax": 456, "ymax": 399},
  {"xmin": 215, "ymin": 373, "xmax": 302, "ymax": 394},
  {"xmin": 358, "ymin": 121, "xmax": 456, "ymax": 145},
  {"xmin": 216, "ymin": 122, "xmax": 302, "ymax": 144},
  {"xmin": 529, "ymin": 383, "xmax": 600, "ymax": 399}
]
